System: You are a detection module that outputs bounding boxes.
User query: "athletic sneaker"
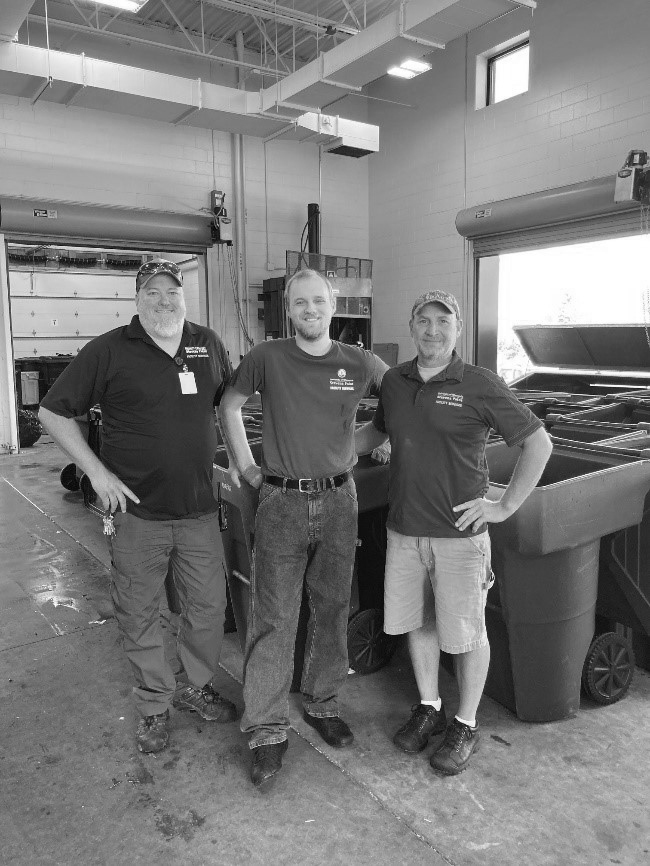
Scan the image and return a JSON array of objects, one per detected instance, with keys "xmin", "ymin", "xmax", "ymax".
[
  {"xmin": 430, "ymin": 718, "xmax": 480, "ymax": 775},
  {"xmin": 173, "ymin": 683, "xmax": 237, "ymax": 722},
  {"xmin": 393, "ymin": 703, "xmax": 447, "ymax": 753}
]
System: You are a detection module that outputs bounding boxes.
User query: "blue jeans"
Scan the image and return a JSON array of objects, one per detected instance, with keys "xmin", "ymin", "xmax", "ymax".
[{"xmin": 241, "ymin": 479, "xmax": 358, "ymax": 748}]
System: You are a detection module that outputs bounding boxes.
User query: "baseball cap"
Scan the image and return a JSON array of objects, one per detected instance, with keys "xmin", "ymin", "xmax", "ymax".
[
  {"xmin": 136, "ymin": 259, "xmax": 183, "ymax": 292},
  {"xmin": 410, "ymin": 290, "xmax": 461, "ymax": 320}
]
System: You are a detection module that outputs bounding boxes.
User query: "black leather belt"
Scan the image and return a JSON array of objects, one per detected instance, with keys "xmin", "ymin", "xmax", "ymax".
[{"xmin": 263, "ymin": 470, "xmax": 352, "ymax": 493}]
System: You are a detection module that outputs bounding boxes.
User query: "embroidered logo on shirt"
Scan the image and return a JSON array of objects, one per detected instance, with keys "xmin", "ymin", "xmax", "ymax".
[
  {"xmin": 330, "ymin": 370, "xmax": 354, "ymax": 391},
  {"xmin": 185, "ymin": 346, "xmax": 209, "ymax": 357},
  {"xmin": 436, "ymin": 392, "xmax": 463, "ymax": 407}
]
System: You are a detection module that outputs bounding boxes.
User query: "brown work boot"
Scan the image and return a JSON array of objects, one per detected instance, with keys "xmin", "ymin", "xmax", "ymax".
[
  {"xmin": 430, "ymin": 718, "xmax": 480, "ymax": 775},
  {"xmin": 173, "ymin": 683, "xmax": 238, "ymax": 722},
  {"xmin": 393, "ymin": 703, "xmax": 447, "ymax": 753},
  {"xmin": 136, "ymin": 709, "xmax": 170, "ymax": 753}
]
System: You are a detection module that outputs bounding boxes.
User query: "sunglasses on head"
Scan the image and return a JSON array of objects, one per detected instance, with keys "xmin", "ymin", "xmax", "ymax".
[{"xmin": 136, "ymin": 260, "xmax": 183, "ymax": 288}]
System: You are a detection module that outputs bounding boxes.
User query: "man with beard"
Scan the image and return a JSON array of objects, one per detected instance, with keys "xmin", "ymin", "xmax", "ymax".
[
  {"xmin": 220, "ymin": 268, "xmax": 388, "ymax": 788},
  {"xmin": 355, "ymin": 291, "xmax": 551, "ymax": 775},
  {"xmin": 39, "ymin": 259, "xmax": 237, "ymax": 753}
]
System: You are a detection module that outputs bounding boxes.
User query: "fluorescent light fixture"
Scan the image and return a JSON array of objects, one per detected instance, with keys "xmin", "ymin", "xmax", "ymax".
[
  {"xmin": 78, "ymin": 0, "xmax": 148, "ymax": 11},
  {"xmin": 387, "ymin": 58, "xmax": 432, "ymax": 79},
  {"xmin": 387, "ymin": 66, "xmax": 417, "ymax": 79},
  {"xmin": 401, "ymin": 59, "xmax": 432, "ymax": 74}
]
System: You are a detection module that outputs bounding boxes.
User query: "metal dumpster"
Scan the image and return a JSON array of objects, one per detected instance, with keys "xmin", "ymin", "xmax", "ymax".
[
  {"xmin": 213, "ymin": 413, "xmax": 396, "ymax": 690},
  {"xmin": 483, "ymin": 439, "xmax": 650, "ymax": 722}
]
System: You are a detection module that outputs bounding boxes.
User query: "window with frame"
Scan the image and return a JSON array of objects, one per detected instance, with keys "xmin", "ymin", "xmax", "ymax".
[{"xmin": 487, "ymin": 40, "xmax": 530, "ymax": 105}]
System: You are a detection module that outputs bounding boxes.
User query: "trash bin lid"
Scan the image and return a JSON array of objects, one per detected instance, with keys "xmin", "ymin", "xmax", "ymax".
[{"xmin": 513, "ymin": 325, "xmax": 650, "ymax": 372}]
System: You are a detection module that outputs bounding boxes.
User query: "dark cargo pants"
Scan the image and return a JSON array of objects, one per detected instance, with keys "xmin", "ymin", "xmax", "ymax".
[{"xmin": 108, "ymin": 510, "xmax": 227, "ymax": 717}]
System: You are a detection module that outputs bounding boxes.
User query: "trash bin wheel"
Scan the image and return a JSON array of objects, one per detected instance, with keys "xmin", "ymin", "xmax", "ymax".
[
  {"xmin": 347, "ymin": 608, "xmax": 397, "ymax": 675},
  {"xmin": 60, "ymin": 463, "xmax": 80, "ymax": 492},
  {"xmin": 581, "ymin": 632, "xmax": 635, "ymax": 706},
  {"xmin": 79, "ymin": 473, "xmax": 99, "ymax": 507}
]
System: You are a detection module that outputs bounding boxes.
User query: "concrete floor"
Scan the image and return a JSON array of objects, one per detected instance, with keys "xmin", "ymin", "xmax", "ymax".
[{"xmin": 1, "ymin": 439, "xmax": 649, "ymax": 866}]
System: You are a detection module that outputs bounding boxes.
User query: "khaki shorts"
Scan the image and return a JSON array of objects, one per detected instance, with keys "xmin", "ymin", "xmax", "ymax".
[{"xmin": 384, "ymin": 528, "xmax": 494, "ymax": 653}]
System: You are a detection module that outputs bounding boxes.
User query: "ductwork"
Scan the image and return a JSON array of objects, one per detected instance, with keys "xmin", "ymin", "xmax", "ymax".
[
  {"xmin": 0, "ymin": 41, "xmax": 378, "ymax": 152},
  {"xmin": 259, "ymin": 0, "xmax": 533, "ymax": 113},
  {"xmin": 0, "ymin": 0, "xmax": 532, "ymax": 149}
]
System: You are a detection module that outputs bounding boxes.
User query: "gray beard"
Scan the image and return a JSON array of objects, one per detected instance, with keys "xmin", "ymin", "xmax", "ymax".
[{"xmin": 139, "ymin": 308, "xmax": 185, "ymax": 338}]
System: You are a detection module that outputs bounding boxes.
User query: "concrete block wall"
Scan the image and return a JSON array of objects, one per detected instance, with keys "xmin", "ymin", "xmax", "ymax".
[{"xmin": 367, "ymin": 0, "xmax": 650, "ymax": 363}]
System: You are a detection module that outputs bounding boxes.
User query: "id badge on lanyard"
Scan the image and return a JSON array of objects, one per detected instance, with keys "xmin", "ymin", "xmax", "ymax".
[{"xmin": 179, "ymin": 363, "xmax": 197, "ymax": 395}]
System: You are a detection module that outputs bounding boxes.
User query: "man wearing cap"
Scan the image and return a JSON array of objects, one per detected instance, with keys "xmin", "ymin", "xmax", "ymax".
[
  {"xmin": 220, "ymin": 268, "xmax": 388, "ymax": 788},
  {"xmin": 39, "ymin": 259, "xmax": 238, "ymax": 753},
  {"xmin": 355, "ymin": 290, "xmax": 552, "ymax": 775}
]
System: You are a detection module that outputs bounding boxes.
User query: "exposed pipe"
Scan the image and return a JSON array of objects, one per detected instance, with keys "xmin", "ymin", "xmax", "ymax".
[
  {"xmin": 233, "ymin": 31, "xmax": 250, "ymax": 349},
  {"xmin": 307, "ymin": 202, "xmax": 320, "ymax": 254}
]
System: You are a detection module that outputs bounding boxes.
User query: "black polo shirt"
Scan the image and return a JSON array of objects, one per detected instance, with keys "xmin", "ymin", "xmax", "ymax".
[
  {"xmin": 373, "ymin": 352, "xmax": 542, "ymax": 538},
  {"xmin": 41, "ymin": 316, "xmax": 232, "ymax": 520}
]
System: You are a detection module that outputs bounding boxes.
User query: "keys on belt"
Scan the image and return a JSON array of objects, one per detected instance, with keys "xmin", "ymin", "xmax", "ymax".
[
  {"xmin": 102, "ymin": 511, "xmax": 116, "ymax": 537},
  {"xmin": 87, "ymin": 500, "xmax": 117, "ymax": 537}
]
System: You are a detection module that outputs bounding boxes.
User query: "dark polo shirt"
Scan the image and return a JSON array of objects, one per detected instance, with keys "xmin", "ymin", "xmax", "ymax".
[
  {"xmin": 373, "ymin": 352, "xmax": 542, "ymax": 538},
  {"xmin": 41, "ymin": 316, "xmax": 232, "ymax": 520},
  {"xmin": 229, "ymin": 338, "xmax": 386, "ymax": 478}
]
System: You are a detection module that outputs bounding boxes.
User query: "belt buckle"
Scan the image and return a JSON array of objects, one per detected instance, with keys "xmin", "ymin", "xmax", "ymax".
[{"xmin": 298, "ymin": 478, "xmax": 313, "ymax": 493}]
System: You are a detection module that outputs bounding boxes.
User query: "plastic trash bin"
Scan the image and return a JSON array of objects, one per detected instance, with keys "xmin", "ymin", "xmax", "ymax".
[
  {"xmin": 483, "ymin": 439, "xmax": 650, "ymax": 722},
  {"xmin": 39, "ymin": 355, "xmax": 74, "ymax": 398},
  {"xmin": 549, "ymin": 399, "xmax": 650, "ymax": 424},
  {"xmin": 546, "ymin": 417, "xmax": 641, "ymax": 443},
  {"xmin": 597, "ymin": 429, "xmax": 650, "ymax": 456}
]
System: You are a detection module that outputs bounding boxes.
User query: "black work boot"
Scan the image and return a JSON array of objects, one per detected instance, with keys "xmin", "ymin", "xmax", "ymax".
[
  {"xmin": 430, "ymin": 718, "xmax": 480, "ymax": 775},
  {"xmin": 250, "ymin": 740, "xmax": 288, "ymax": 788},
  {"xmin": 303, "ymin": 711, "xmax": 354, "ymax": 747},
  {"xmin": 393, "ymin": 703, "xmax": 447, "ymax": 753},
  {"xmin": 136, "ymin": 709, "xmax": 170, "ymax": 753}
]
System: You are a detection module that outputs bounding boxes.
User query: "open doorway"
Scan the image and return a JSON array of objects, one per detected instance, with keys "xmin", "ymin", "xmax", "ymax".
[
  {"xmin": 475, "ymin": 233, "xmax": 650, "ymax": 384},
  {"xmin": 5, "ymin": 242, "xmax": 208, "ymax": 451}
]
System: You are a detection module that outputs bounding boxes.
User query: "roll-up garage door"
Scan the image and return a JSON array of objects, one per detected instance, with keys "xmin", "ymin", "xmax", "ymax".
[
  {"xmin": 456, "ymin": 175, "xmax": 646, "ymax": 256},
  {"xmin": 0, "ymin": 196, "xmax": 213, "ymax": 252}
]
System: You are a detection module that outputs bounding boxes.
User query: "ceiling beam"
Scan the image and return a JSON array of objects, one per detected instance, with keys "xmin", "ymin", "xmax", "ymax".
[
  {"xmin": 253, "ymin": 17, "xmax": 291, "ymax": 72},
  {"xmin": 198, "ymin": 0, "xmax": 359, "ymax": 37},
  {"xmin": 159, "ymin": 0, "xmax": 201, "ymax": 53},
  {"xmin": 340, "ymin": 0, "xmax": 361, "ymax": 30},
  {"xmin": 27, "ymin": 13, "xmax": 289, "ymax": 77}
]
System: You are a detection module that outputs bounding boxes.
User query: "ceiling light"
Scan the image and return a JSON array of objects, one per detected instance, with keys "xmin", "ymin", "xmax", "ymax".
[
  {"xmin": 387, "ymin": 66, "xmax": 417, "ymax": 79},
  {"xmin": 401, "ymin": 59, "xmax": 432, "ymax": 74},
  {"xmin": 77, "ymin": 0, "xmax": 148, "ymax": 12}
]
